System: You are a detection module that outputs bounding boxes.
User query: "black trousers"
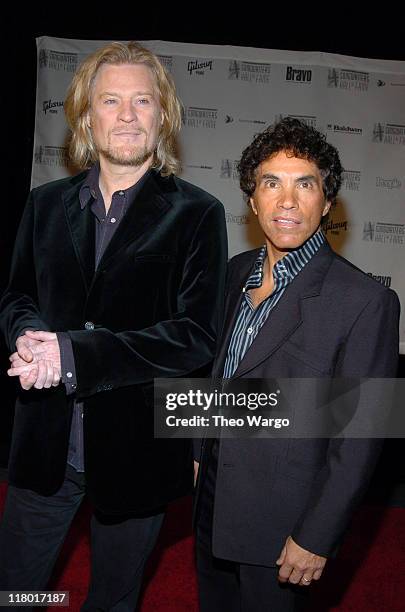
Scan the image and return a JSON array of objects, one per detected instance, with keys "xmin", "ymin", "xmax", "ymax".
[
  {"xmin": 196, "ymin": 440, "xmax": 309, "ymax": 612},
  {"xmin": 0, "ymin": 465, "xmax": 164, "ymax": 611},
  {"xmin": 196, "ymin": 529, "xmax": 309, "ymax": 612}
]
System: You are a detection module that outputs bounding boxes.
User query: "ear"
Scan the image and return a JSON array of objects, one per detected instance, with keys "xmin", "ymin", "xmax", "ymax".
[
  {"xmin": 85, "ymin": 112, "xmax": 91, "ymax": 129},
  {"xmin": 322, "ymin": 200, "xmax": 331, "ymax": 217},
  {"xmin": 250, "ymin": 197, "xmax": 258, "ymax": 215}
]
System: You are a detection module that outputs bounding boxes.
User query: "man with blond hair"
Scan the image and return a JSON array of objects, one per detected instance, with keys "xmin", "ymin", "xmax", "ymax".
[{"xmin": 0, "ymin": 41, "xmax": 227, "ymax": 610}]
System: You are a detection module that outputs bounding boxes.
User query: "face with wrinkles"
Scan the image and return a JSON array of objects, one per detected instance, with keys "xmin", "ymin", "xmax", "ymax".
[
  {"xmin": 88, "ymin": 63, "xmax": 163, "ymax": 169},
  {"xmin": 250, "ymin": 151, "xmax": 331, "ymax": 262}
]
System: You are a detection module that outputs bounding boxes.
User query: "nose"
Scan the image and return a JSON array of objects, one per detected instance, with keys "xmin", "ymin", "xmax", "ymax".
[
  {"xmin": 118, "ymin": 100, "xmax": 137, "ymax": 123},
  {"xmin": 277, "ymin": 186, "xmax": 298, "ymax": 210}
]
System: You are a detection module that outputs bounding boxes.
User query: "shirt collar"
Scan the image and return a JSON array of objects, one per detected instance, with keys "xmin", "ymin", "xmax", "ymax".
[
  {"xmin": 244, "ymin": 230, "xmax": 325, "ymax": 291},
  {"xmin": 79, "ymin": 164, "xmax": 153, "ymax": 209},
  {"xmin": 79, "ymin": 164, "xmax": 100, "ymax": 209}
]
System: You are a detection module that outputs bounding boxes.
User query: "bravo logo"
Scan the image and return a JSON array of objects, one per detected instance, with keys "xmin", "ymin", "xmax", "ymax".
[{"xmin": 286, "ymin": 66, "xmax": 312, "ymax": 83}]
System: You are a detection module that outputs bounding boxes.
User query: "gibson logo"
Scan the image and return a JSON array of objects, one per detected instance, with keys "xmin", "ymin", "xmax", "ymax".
[
  {"xmin": 323, "ymin": 219, "xmax": 348, "ymax": 235},
  {"xmin": 188, "ymin": 60, "xmax": 213, "ymax": 75},
  {"xmin": 43, "ymin": 99, "xmax": 64, "ymax": 114}
]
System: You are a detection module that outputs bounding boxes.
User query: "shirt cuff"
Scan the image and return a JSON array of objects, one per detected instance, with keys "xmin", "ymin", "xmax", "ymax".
[{"xmin": 57, "ymin": 332, "xmax": 77, "ymax": 395}]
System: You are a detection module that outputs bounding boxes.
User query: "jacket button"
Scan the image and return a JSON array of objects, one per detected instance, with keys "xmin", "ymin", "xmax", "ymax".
[{"xmin": 84, "ymin": 321, "xmax": 95, "ymax": 330}]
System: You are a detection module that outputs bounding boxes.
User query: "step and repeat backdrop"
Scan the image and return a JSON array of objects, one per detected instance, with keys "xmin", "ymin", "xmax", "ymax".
[{"xmin": 33, "ymin": 37, "xmax": 405, "ymax": 352}]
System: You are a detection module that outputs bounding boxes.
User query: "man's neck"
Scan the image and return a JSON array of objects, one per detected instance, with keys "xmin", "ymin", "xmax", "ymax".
[
  {"xmin": 264, "ymin": 228, "xmax": 322, "ymax": 274},
  {"xmin": 265, "ymin": 241, "xmax": 286, "ymax": 276},
  {"xmin": 98, "ymin": 158, "xmax": 152, "ymax": 212}
]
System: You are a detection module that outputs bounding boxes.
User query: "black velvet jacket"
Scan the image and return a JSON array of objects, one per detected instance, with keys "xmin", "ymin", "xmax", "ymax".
[{"xmin": 0, "ymin": 169, "xmax": 227, "ymax": 514}]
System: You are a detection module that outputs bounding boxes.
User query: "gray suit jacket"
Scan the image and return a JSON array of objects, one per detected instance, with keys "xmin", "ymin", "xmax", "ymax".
[{"xmin": 196, "ymin": 242, "xmax": 399, "ymax": 566}]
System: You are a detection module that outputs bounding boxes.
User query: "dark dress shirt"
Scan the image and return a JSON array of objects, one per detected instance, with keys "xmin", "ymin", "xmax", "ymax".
[{"xmin": 57, "ymin": 164, "xmax": 151, "ymax": 472}]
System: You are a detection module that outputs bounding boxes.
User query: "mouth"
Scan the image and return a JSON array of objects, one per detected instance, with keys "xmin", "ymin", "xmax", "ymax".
[
  {"xmin": 112, "ymin": 131, "xmax": 144, "ymax": 137},
  {"xmin": 272, "ymin": 217, "xmax": 301, "ymax": 227}
]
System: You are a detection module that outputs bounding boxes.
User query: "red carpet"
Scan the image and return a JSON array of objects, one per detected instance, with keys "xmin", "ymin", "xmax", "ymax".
[{"xmin": 1, "ymin": 482, "xmax": 405, "ymax": 611}]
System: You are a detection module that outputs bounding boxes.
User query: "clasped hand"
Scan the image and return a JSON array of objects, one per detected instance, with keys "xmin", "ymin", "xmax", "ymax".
[{"xmin": 7, "ymin": 330, "xmax": 61, "ymax": 390}]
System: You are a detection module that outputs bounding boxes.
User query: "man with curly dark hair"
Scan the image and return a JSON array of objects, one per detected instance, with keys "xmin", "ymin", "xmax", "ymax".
[
  {"xmin": 194, "ymin": 117, "xmax": 399, "ymax": 611},
  {"xmin": 238, "ymin": 117, "xmax": 342, "ymax": 204}
]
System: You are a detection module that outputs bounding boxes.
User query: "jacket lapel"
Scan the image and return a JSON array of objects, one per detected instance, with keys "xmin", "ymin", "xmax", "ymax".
[
  {"xmin": 63, "ymin": 172, "xmax": 95, "ymax": 292},
  {"xmin": 213, "ymin": 251, "xmax": 258, "ymax": 377},
  {"xmin": 233, "ymin": 280, "xmax": 303, "ymax": 378},
  {"xmin": 95, "ymin": 171, "xmax": 174, "ymax": 273},
  {"xmin": 226, "ymin": 243, "xmax": 334, "ymax": 378},
  {"xmin": 62, "ymin": 170, "xmax": 175, "ymax": 292}
]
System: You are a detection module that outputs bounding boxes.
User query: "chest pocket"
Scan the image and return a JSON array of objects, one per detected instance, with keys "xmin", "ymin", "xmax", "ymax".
[
  {"xmin": 279, "ymin": 340, "xmax": 332, "ymax": 375},
  {"xmin": 133, "ymin": 253, "xmax": 176, "ymax": 263}
]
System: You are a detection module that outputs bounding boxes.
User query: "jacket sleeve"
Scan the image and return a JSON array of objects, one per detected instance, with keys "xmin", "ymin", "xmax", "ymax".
[
  {"xmin": 291, "ymin": 288, "xmax": 400, "ymax": 557},
  {"xmin": 68, "ymin": 199, "xmax": 228, "ymax": 398},
  {"xmin": 0, "ymin": 192, "xmax": 50, "ymax": 352}
]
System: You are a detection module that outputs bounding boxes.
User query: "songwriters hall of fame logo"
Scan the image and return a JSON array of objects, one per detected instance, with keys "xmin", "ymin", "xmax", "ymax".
[
  {"xmin": 157, "ymin": 55, "xmax": 173, "ymax": 72},
  {"xmin": 34, "ymin": 145, "xmax": 69, "ymax": 167},
  {"xmin": 220, "ymin": 159, "xmax": 239, "ymax": 180},
  {"xmin": 342, "ymin": 170, "xmax": 361, "ymax": 191},
  {"xmin": 363, "ymin": 222, "xmax": 375, "ymax": 241},
  {"xmin": 38, "ymin": 49, "xmax": 79, "ymax": 72},
  {"xmin": 228, "ymin": 60, "xmax": 271, "ymax": 83},
  {"xmin": 181, "ymin": 107, "xmax": 218, "ymax": 129},
  {"xmin": 363, "ymin": 222, "xmax": 404, "ymax": 245},
  {"xmin": 327, "ymin": 68, "xmax": 369, "ymax": 91},
  {"xmin": 372, "ymin": 123, "xmax": 405, "ymax": 145}
]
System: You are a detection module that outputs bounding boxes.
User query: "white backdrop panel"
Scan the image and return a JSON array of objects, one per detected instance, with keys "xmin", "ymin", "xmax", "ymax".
[{"xmin": 32, "ymin": 38, "xmax": 405, "ymax": 352}]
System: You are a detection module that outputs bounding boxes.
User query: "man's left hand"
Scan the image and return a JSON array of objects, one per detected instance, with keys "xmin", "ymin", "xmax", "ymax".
[
  {"xmin": 8, "ymin": 330, "xmax": 61, "ymax": 390},
  {"xmin": 276, "ymin": 535, "xmax": 327, "ymax": 586}
]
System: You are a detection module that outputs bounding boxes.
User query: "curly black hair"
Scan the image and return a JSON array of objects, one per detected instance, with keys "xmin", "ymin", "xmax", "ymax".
[{"xmin": 238, "ymin": 117, "xmax": 343, "ymax": 202}]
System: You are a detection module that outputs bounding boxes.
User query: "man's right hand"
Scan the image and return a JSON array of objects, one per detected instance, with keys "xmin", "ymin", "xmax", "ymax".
[{"xmin": 15, "ymin": 334, "xmax": 40, "ymax": 363}]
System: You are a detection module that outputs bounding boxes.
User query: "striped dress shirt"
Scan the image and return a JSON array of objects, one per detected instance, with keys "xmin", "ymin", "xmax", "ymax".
[{"xmin": 223, "ymin": 231, "xmax": 325, "ymax": 379}]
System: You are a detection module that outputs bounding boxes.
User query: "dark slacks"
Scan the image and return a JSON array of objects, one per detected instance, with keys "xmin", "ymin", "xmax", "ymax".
[
  {"xmin": 196, "ymin": 529, "xmax": 309, "ymax": 612},
  {"xmin": 0, "ymin": 465, "xmax": 164, "ymax": 611},
  {"xmin": 196, "ymin": 440, "xmax": 309, "ymax": 612}
]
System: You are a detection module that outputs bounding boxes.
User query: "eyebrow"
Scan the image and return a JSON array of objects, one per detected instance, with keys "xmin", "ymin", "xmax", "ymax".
[
  {"xmin": 99, "ymin": 91, "xmax": 154, "ymax": 97},
  {"xmin": 260, "ymin": 173, "xmax": 318, "ymax": 182},
  {"xmin": 296, "ymin": 174, "xmax": 318, "ymax": 182}
]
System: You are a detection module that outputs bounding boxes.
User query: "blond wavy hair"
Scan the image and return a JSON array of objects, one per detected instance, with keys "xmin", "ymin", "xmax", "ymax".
[{"xmin": 64, "ymin": 41, "xmax": 182, "ymax": 175}]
